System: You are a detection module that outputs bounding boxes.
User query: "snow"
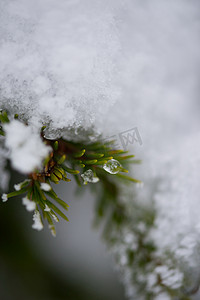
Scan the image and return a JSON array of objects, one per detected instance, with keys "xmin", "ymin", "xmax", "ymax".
[
  {"xmin": 0, "ymin": 145, "xmax": 9, "ymax": 190},
  {"xmin": 22, "ymin": 196, "xmax": 36, "ymax": 212},
  {"xmin": 1, "ymin": 0, "xmax": 200, "ymax": 298},
  {"xmin": 154, "ymin": 266, "xmax": 183, "ymax": 289},
  {"xmin": 48, "ymin": 225, "xmax": 56, "ymax": 238},
  {"xmin": 40, "ymin": 182, "xmax": 51, "ymax": 191},
  {"xmin": 14, "ymin": 184, "xmax": 22, "ymax": 191},
  {"xmin": 44, "ymin": 204, "xmax": 51, "ymax": 212},
  {"xmin": 1, "ymin": 193, "xmax": 8, "ymax": 202},
  {"xmin": 0, "ymin": 0, "xmax": 121, "ymax": 133},
  {"xmin": 14, "ymin": 179, "xmax": 30, "ymax": 191},
  {"xmin": 3, "ymin": 120, "xmax": 51, "ymax": 173},
  {"xmin": 51, "ymin": 213, "xmax": 59, "ymax": 223},
  {"xmin": 95, "ymin": 3, "xmax": 200, "ymax": 296},
  {"xmin": 32, "ymin": 210, "xmax": 43, "ymax": 231},
  {"xmin": 154, "ymin": 293, "xmax": 171, "ymax": 300}
]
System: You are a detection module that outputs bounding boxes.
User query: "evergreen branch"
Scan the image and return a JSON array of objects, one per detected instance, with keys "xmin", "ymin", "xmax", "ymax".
[{"xmin": 1, "ymin": 110, "xmax": 141, "ymax": 236}]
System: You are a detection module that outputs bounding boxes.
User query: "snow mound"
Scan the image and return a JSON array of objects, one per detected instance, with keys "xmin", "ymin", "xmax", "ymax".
[{"xmin": 0, "ymin": 0, "xmax": 121, "ymax": 133}]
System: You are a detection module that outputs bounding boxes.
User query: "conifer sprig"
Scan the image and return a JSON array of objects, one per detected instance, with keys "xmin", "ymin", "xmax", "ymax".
[{"xmin": 1, "ymin": 111, "xmax": 141, "ymax": 236}]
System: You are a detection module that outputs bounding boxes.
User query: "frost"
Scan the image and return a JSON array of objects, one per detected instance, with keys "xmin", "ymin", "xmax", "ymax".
[
  {"xmin": 103, "ymin": 159, "xmax": 122, "ymax": 174},
  {"xmin": 40, "ymin": 183, "xmax": 51, "ymax": 192},
  {"xmin": 4, "ymin": 120, "xmax": 51, "ymax": 174},
  {"xmin": 2, "ymin": 193, "xmax": 8, "ymax": 202},
  {"xmin": 32, "ymin": 210, "xmax": 43, "ymax": 231},
  {"xmin": 22, "ymin": 197, "xmax": 36, "ymax": 212},
  {"xmin": 81, "ymin": 169, "xmax": 99, "ymax": 184}
]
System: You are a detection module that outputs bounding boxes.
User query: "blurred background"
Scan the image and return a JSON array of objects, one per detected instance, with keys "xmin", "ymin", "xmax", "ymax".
[{"xmin": 0, "ymin": 170, "xmax": 126, "ymax": 300}]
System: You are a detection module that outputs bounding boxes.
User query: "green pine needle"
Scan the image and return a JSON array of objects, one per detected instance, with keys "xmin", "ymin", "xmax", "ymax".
[{"xmin": 1, "ymin": 110, "xmax": 141, "ymax": 236}]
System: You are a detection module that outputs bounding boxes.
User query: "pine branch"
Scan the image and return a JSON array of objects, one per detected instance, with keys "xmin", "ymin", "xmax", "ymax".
[{"xmin": 0, "ymin": 110, "xmax": 140, "ymax": 237}]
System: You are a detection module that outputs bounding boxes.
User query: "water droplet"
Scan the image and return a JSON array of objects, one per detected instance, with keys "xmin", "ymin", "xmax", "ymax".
[
  {"xmin": 81, "ymin": 169, "xmax": 99, "ymax": 184},
  {"xmin": 103, "ymin": 159, "xmax": 122, "ymax": 174},
  {"xmin": 43, "ymin": 128, "xmax": 62, "ymax": 140}
]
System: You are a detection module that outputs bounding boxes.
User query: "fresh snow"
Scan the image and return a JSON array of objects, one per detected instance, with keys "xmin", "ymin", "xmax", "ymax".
[
  {"xmin": 1, "ymin": 193, "xmax": 8, "ymax": 202},
  {"xmin": 3, "ymin": 120, "xmax": 51, "ymax": 173},
  {"xmin": 22, "ymin": 196, "xmax": 36, "ymax": 212},
  {"xmin": 40, "ymin": 182, "xmax": 51, "ymax": 191},
  {"xmin": 0, "ymin": 0, "xmax": 120, "ymax": 134},
  {"xmin": 32, "ymin": 210, "xmax": 43, "ymax": 231},
  {"xmin": 1, "ymin": 0, "xmax": 200, "ymax": 298}
]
